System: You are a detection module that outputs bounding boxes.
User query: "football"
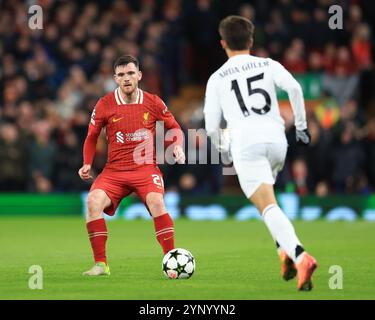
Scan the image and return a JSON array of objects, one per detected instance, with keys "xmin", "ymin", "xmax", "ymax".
[{"xmin": 162, "ymin": 248, "xmax": 195, "ymax": 279}]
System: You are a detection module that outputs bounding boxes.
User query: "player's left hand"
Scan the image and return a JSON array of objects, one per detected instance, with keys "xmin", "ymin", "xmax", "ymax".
[
  {"xmin": 173, "ymin": 145, "xmax": 186, "ymax": 164},
  {"xmin": 296, "ymin": 128, "xmax": 311, "ymax": 146}
]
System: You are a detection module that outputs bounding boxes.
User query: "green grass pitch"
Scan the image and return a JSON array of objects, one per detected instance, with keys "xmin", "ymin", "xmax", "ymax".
[{"xmin": 1, "ymin": 216, "xmax": 374, "ymax": 300}]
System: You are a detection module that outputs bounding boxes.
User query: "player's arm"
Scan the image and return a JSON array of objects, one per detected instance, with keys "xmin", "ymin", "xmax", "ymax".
[
  {"xmin": 271, "ymin": 59, "xmax": 310, "ymax": 145},
  {"xmin": 203, "ymin": 74, "xmax": 229, "ymax": 152},
  {"xmin": 155, "ymin": 96, "xmax": 185, "ymax": 164},
  {"xmin": 78, "ymin": 98, "xmax": 107, "ymax": 180}
]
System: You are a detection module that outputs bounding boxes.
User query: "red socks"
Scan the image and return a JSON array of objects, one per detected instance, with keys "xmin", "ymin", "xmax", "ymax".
[
  {"xmin": 86, "ymin": 218, "xmax": 108, "ymax": 264},
  {"xmin": 86, "ymin": 214, "xmax": 173, "ymax": 263},
  {"xmin": 154, "ymin": 213, "xmax": 175, "ymax": 254}
]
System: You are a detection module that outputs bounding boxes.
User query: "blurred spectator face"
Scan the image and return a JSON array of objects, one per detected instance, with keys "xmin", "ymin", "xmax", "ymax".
[
  {"xmin": 86, "ymin": 38, "xmax": 101, "ymax": 56},
  {"xmin": 163, "ymin": 0, "xmax": 181, "ymax": 21},
  {"xmin": 290, "ymin": 38, "xmax": 305, "ymax": 56},
  {"xmin": 34, "ymin": 46, "xmax": 49, "ymax": 66},
  {"xmin": 291, "ymin": 159, "xmax": 308, "ymax": 180},
  {"xmin": 72, "ymin": 26, "xmax": 86, "ymax": 44},
  {"xmin": 17, "ymin": 101, "xmax": 36, "ymax": 132},
  {"xmin": 179, "ymin": 173, "xmax": 197, "ymax": 191},
  {"xmin": 45, "ymin": 23, "xmax": 58, "ymax": 42},
  {"xmin": 114, "ymin": 63, "xmax": 142, "ymax": 96},
  {"xmin": 315, "ymin": 181, "xmax": 329, "ymax": 197},
  {"xmin": 254, "ymin": 48, "xmax": 269, "ymax": 58},
  {"xmin": 349, "ymin": 5, "xmax": 362, "ymax": 24},
  {"xmin": 334, "ymin": 46, "xmax": 354, "ymax": 76},
  {"xmin": 355, "ymin": 23, "xmax": 371, "ymax": 41},
  {"xmin": 0, "ymin": 124, "xmax": 19, "ymax": 144},
  {"xmin": 239, "ymin": 4, "xmax": 255, "ymax": 21},
  {"xmin": 308, "ymin": 51, "xmax": 323, "ymax": 71},
  {"xmin": 56, "ymin": 4, "xmax": 75, "ymax": 28},
  {"xmin": 59, "ymin": 37, "xmax": 74, "ymax": 54},
  {"xmin": 70, "ymin": 66, "xmax": 87, "ymax": 87},
  {"xmin": 64, "ymin": 132, "xmax": 78, "ymax": 148},
  {"xmin": 324, "ymin": 42, "xmax": 336, "ymax": 59},
  {"xmin": 14, "ymin": 76, "xmax": 28, "ymax": 97},
  {"xmin": 19, "ymin": 101, "xmax": 34, "ymax": 120},
  {"xmin": 99, "ymin": 61, "xmax": 114, "ymax": 76},
  {"xmin": 197, "ymin": 0, "xmax": 211, "ymax": 11},
  {"xmin": 142, "ymin": 55, "xmax": 158, "ymax": 72},
  {"xmin": 291, "ymin": 9, "xmax": 309, "ymax": 24},
  {"xmin": 2, "ymin": 55, "xmax": 17, "ymax": 77},
  {"xmin": 283, "ymin": 48, "xmax": 307, "ymax": 73},
  {"xmin": 82, "ymin": 3, "xmax": 98, "ymax": 21},
  {"xmin": 3, "ymin": 85, "xmax": 18, "ymax": 104},
  {"xmin": 102, "ymin": 46, "xmax": 116, "ymax": 62},
  {"xmin": 16, "ymin": 36, "xmax": 32, "ymax": 55},
  {"xmin": 314, "ymin": 8, "xmax": 327, "ymax": 22},
  {"xmin": 337, "ymin": 47, "xmax": 350, "ymax": 62},
  {"xmin": 73, "ymin": 109, "xmax": 90, "ymax": 126},
  {"xmin": 32, "ymin": 120, "xmax": 52, "ymax": 144},
  {"xmin": 70, "ymin": 47, "xmax": 84, "ymax": 63}
]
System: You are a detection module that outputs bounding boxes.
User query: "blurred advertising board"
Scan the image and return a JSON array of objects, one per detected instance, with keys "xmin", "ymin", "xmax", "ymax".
[{"xmin": 1, "ymin": 192, "xmax": 374, "ymax": 221}]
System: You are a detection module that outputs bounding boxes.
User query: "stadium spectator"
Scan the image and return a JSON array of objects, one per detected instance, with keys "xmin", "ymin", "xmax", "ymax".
[
  {"xmin": 28, "ymin": 120, "xmax": 57, "ymax": 192},
  {"xmin": 0, "ymin": 123, "xmax": 28, "ymax": 191},
  {"xmin": 330, "ymin": 122, "xmax": 366, "ymax": 193}
]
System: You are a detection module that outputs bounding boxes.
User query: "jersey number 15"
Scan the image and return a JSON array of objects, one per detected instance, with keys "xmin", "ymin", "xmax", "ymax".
[{"xmin": 231, "ymin": 72, "xmax": 271, "ymax": 117}]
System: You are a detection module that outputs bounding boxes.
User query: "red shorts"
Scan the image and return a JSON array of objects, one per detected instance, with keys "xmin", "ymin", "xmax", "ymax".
[{"xmin": 90, "ymin": 165, "xmax": 164, "ymax": 216}]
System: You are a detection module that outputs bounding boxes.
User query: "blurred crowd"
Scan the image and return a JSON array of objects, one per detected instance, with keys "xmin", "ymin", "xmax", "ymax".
[{"xmin": 0, "ymin": 0, "xmax": 374, "ymax": 195}]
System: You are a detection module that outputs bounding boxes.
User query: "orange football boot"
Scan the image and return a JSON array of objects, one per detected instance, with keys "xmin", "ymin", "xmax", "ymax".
[
  {"xmin": 279, "ymin": 250, "xmax": 297, "ymax": 281},
  {"xmin": 296, "ymin": 253, "xmax": 318, "ymax": 291}
]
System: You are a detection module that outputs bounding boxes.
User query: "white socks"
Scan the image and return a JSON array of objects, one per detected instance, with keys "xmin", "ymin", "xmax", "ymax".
[{"xmin": 262, "ymin": 204, "xmax": 304, "ymax": 264}]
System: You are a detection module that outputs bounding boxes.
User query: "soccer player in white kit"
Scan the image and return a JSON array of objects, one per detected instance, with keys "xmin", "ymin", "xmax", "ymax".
[{"xmin": 204, "ymin": 16, "xmax": 318, "ymax": 291}]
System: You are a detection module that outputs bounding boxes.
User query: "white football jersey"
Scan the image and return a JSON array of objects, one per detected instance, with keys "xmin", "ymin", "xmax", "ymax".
[{"xmin": 204, "ymin": 54, "xmax": 307, "ymax": 152}]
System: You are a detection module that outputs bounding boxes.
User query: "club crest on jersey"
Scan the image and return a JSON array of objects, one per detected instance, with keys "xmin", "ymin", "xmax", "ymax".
[{"xmin": 143, "ymin": 112, "xmax": 149, "ymax": 125}]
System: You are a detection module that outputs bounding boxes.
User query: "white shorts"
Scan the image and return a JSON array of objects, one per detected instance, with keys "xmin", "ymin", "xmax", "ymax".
[{"xmin": 232, "ymin": 143, "xmax": 287, "ymax": 198}]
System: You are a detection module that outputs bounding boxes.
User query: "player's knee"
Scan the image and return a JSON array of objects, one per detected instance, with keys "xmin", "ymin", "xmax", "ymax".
[
  {"xmin": 146, "ymin": 194, "xmax": 166, "ymax": 217},
  {"xmin": 86, "ymin": 193, "xmax": 104, "ymax": 218},
  {"xmin": 250, "ymin": 183, "xmax": 277, "ymax": 215}
]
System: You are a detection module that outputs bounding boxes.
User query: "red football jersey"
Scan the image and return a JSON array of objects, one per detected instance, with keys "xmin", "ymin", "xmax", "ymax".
[{"xmin": 83, "ymin": 88, "xmax": 183, "ymax": 171}]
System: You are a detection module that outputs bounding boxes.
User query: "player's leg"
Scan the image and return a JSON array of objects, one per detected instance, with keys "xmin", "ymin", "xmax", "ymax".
[
  {"xmin": 250, "ymin": 183, "xmax": 299, "ymax": 278},
  {"xmin": 249, "ymin": 183, "xmax": 303, "ymax": 264},
  {"xmin": 83, "ymin": 170, "xmax": 126, "ymax": 276},
  {"xmin": 234, "ymin": 143, "xmax": 317, "ymax": 290},
  {"xmin": 250, "ymin": 184, "xmax": 317, "ymax": 290},
  {"xmin": 244, "ymin": 182, "xmax": 296, "ymax": 280},
  {"xmin": 83, "ymin": 189, "xmax": 112, "ymax": 276},
  {"xmin": 133, "ymin": 166, "xmax": 175, "ymax": 255},
  {"xmin": 146, "ymin": 192, "xmax": 175, "ymax": 255}
]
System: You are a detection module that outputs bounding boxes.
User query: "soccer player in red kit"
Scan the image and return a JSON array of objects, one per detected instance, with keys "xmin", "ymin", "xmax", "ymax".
[{"xmin": 78, "ymin": 55, "xmax": 185, "ymax": 276}]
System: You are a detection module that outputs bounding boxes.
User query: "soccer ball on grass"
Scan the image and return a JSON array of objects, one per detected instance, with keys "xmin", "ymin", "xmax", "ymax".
[{"xmin": 162, "ymin": 248, "xmax": 195, "ymax": 279}]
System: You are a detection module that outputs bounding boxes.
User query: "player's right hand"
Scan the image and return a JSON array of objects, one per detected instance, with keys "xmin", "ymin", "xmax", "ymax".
[
  {"xmin": 78, "ymin": 164, "xmax": 93, "ymax": 181},
  {"xmin": 296, "ymin": 129, "xmax": 311, "ymax": 146}
]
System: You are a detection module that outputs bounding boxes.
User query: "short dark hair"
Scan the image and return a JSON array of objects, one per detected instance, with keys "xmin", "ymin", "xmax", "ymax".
[
  {"xmin": 219, "ymin": 15, "xmax": 254, "ymax": 51},
  {"xmin": 113, "ymin": 55, "xmax": 139, "ymax": 71}
]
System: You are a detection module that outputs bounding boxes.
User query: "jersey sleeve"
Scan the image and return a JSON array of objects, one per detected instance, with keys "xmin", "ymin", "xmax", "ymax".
[
  {"xmin": 270, "ymin": 59, "xmax": 307, "ymax": 130},
  {"xmin": 203, "ymin": 73, "xmax": 223, "ymax": 135},
  {"xmin": 203, "ymin": 73, "xmax": 225, "ymax": 149},
  {"xmin": 83, "ymin": 98, "xmax": 107, "ymax": 165},
  {"xmin": 154, "ymin": 95, "xmax": 183, "ymax": 147}
]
